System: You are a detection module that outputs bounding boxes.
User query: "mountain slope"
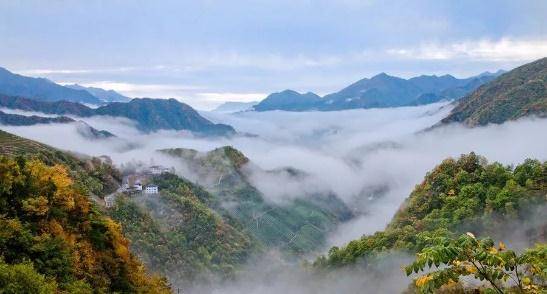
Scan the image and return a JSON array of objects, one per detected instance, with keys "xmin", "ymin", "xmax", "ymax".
[
  {"xmin": 442, "ymin": 57, "xmax": 547, "ymax": 126},
  {"xmin": 213, "ymin": 101, "xmax": 257, "ymax": 113},
  {"xmin": 0, "ymin": 130, "xmax": 169, "ymax": 292},
  {"xmin": 321, "ymin": 73, "xmax": 423, "ymax": 110},
  {"xmin": 0, "ymin": 94, "xmax": 236, "ymax": 136},
  {"xmin": 0, "ymin": 129, "xmax": 120, "ymax": 196},
  {"xmin": 110, "ymin": 173, "xmax": 258, "ymax": 288},
  {"xmin": 66, "ymin": 83, "xmax": 131, "ymax": 102},
  {"xmin": 0, "ymin": 67, "xmax": 101, "ymax": 104},
  {"xmin": 0, "ymin": 94, "xmax": 95, "ymax": 116},
  {"xmin": 95, "ymin": 98, "xmax": 236, "ymax": 135},
  {"xmin": 161, "ymin": 146, "xmax": 352, "ymax": 256},
  {"xmin": 0, "ymin": 111, "xmax": 114, "ymax": 139},
  {"xmin": 315, "ymin": 153, "xmax": 546, "ymax": 269},
  {"xmin": 253, "ymin": 90, "xmax": 321, "ymax": 111},
  {"xmin": 0, "ymin": 110, "xmax": 74, "ymax": 125}
]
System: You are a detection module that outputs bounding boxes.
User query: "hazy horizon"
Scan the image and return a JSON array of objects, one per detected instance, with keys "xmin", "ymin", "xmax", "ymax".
[{"xmin": 1, "ymin": 0, "xmax": 546, "ymax": 110}]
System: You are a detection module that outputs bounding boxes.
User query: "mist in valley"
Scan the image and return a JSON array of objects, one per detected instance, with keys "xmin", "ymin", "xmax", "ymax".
[{"xmin": 1, "ymin": 102, "xmax": 547, "ymax": 293}]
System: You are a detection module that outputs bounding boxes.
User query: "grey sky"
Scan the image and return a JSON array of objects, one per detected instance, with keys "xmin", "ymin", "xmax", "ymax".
[{"xmin": 1, "ymin": 0, "xmax": 546, "ymax": 109}]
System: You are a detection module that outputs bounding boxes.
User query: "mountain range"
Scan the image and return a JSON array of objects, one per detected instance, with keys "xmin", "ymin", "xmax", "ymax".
[
  {"xmin": 253, "ymin": 71, "xmax": 504, "ymax": 112},
  {"xmin": 0, "ymin": 109, "xmax": 115, "ymax": 139},
  {"xmin": 0, "ymin": 67, "xmax": 102, "ymax": 104},
  {"xmin": 213, "ymin": 101, "xmax": 258, "ymax": 113},
  {"xmin": 0, "ymin": 67, "xmax": 236, "ymax": 136},
  {"xmin": 66, "ymin": 83, "xmax": 131, "ymax": 102},
  {"xmin": 0, "ymin": 94, "xmax": 235, "ymax": 136}
]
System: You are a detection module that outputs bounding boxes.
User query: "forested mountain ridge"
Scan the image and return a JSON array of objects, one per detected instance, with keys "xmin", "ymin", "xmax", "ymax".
[
  {"xmin": 0, "ymin": 129, "xmax": 120, "ymax": 196},
  {"xmin": 110, "ymin": 173, "xmax": 258, "ymax": 288},
  {"xmin": 161, "ymin": 146, "xmax": 353, "ymax": 256},
  {"xmin": 0, "ymin": 129, "xmax": 258, "ymax": 290},
  {"xmin": 315, "ymin": 153, "xmax": 546, "ymax": 270},
  {"xmin": 0, "ymin": 110, "xmax": 115, "ymax": 139},
  {"xmin": 0, "ymin": 94, "xmax": 94, "ymax": 116},
  {"xmin": 0, "ymin": 130, "xmax": 170, "ymax": 292},
  {"xmin": 94, "ymin": 98, "xmax": 236, "ymax": 135},
  {"xmin": 442, "ymin": 57, "xmax": 547, "ymax": 126},
  {"xmin": 0, "ymin": 110, "xmax": 74, "ymax": 125},
  {"xmin": 0, "ymin": 94, "xmax": 236, "ymax": 136}
]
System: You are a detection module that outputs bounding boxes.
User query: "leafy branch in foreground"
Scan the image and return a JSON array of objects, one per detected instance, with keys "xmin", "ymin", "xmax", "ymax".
[{"xmin": 405, "ymin": 233, "xmax": 546, "ymax": 293}]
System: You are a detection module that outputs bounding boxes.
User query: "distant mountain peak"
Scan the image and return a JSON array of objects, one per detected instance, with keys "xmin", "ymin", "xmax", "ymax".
[
  {"xmin": 253, "ymin": 89, "xmax": 321, "ymax": 111},
  {"xmin": 256, "ymin": 69, "xmax": 506, "ymax": 111},
  {"xmin": 213, "ymin": 101, "xmax": 258, "ymax": 113},
  {"xmin": 65, "ymin": 83, "xmax": 130, "ymax": 103},
  {"xmin": 371, "ymin": 72, "xmax": 391, "ymax": 79}
]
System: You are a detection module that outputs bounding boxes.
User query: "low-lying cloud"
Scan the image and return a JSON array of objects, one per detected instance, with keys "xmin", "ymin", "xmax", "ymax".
[{"xmin": 1, "ymin": 102, "xmax": 546, "ymax": 250}]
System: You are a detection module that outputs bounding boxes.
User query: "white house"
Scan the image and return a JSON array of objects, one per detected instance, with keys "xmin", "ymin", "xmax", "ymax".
[
  {"xmin": 145, "ymin": 184, "xmax": 159, "ymax": 194},
  {"xmin": 149, "ymin": 165, "xmax": 170, "ymax": 175},
  {"xmin": 105, "ymin": 195, "xmax": 115, "ymax": 208},
  {"xmin": 134, "ymin": 182, "xmax": 143, "ymax": 191}
]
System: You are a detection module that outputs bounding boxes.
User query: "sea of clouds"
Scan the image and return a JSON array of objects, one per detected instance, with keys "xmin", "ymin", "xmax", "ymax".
[
  {"xmin": 2, "ymin": 102, "xmax": 547, "ymax": 293},
  {"xmin": 2, "ymin": 102, "xmax": 547, "ymax": 247}
]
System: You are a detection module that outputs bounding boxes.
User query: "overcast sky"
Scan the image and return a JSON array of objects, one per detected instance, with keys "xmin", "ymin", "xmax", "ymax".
[{"xmin": 1, "ymin": 0, "xmax": 546, "ymax": 109}]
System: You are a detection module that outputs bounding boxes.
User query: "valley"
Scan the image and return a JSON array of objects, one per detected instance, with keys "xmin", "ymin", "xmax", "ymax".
[{"xmin": 0, "ymin": 10, "xmax": 545, "ymax": 291}]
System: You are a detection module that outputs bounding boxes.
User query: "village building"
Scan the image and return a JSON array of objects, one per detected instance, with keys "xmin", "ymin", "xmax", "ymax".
[
  {"xmin": 145, "ymin": 184, "xmax": 159, "ymax": 194},
  {"xmin": 104, "ymin": 195, "xmax": 115, "ymax": 208},
  {"xmin": 149, "ymin": 165, "xmax": 171, "ymax": 175},
  {"xmin": 134, "ymin": 182, "xmax": 143, "ymax": 191}
]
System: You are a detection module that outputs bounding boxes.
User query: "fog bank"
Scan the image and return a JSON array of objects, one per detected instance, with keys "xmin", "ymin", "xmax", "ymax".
[{"xmin": 1, "ymin": 102, "xmax": 546, "ymax": 249}]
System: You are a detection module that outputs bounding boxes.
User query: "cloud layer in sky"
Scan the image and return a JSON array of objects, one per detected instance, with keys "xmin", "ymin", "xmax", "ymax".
[{"xmin": 0, "ymin": 0, "xmax": 546, "ymax": 109}]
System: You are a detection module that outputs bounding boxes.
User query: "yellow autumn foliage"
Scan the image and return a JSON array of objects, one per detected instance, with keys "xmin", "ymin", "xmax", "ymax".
[
  {"xmin": 27, "ymin": 160, "xmax": 75, "ymax": 210},
  {"xmin": 105, "ymin": 218, "xmax": 131, "ymax": 262},
  {"xmin": 0, "ymin": 217, "xmax": 23, "ymax": 239},
  {"xmin": 465, "ymin": 265, "xmax": 477, "ymax": 274},
  {"xmin": 416, "ymin": 274, "xmax": 433, "ymax": 287},
  {"xmin": 0, "ymin": 157, "xmax": 171, "ymax": 292},
  {"xmin": 22, "ymin": 195, "xmax": 49, "ymax": 216}
]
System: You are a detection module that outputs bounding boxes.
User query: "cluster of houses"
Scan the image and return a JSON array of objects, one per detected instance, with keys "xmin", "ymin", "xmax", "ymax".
[
  {"xmin": 104, "ymin": 164, "xmax": 173, "ymax": 208},
  {"xmin": 122, "ymin": 181, "xmax": 159, "ymax": 194}
]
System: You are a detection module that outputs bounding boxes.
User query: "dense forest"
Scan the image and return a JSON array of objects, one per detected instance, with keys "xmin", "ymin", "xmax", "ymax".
[
  {"xmin": 442, "ymin": 57, "xmax": 547, "ymax": 126},
  {"xmin": 110, "ymin": 173, "xmax": 257, "ymax": 288},
  {"xmin": 314, "ymin": 153, "xmax": 546, "ymax": 292},
  {"xmin": 0, "ymin": 156, "xmax": 170, "ymax": 293},
  {"xmin": 0, "ymin": 129, "xmax": 121, "ymax": 197}
]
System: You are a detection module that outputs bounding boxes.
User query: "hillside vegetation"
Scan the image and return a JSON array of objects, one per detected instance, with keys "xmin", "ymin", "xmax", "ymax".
[
  {"xmin": 315, "ymin": 153, "xmax": 546, "ymax": 269},
  {"xmin": 442, "ymin": 57, "xmax": 547, "ymax": 126},
  {"xmin": 0, "ymin": 129, "xmax": 120, "ymax": 197},
  {"xmin": 162, "ymin": 146, "xmax": 352, "ymax": 256},
  {"xmin": 110, "ymin": 173, "xmax": 257, "ymax": 288},
  {"xmin": 0, "ymin": 94, "xmax": 235, "ymax": 136},
  {"xmin": 0, "ymin": 156, "xmax": 170, "ymax": 292}
]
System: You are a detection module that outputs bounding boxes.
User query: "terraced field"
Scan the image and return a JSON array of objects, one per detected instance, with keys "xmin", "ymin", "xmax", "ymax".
[{"xmin": 0, "ymin": 128, "xmax": 121, "ymax": 196}]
